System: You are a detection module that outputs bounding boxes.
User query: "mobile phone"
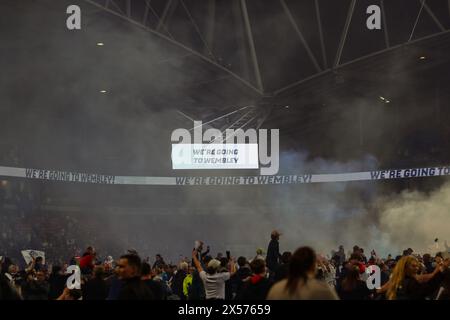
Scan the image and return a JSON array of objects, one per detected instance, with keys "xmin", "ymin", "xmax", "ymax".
[{"xmin": 226, "ymin": 251, "xmax": 231, "ymax": 259}]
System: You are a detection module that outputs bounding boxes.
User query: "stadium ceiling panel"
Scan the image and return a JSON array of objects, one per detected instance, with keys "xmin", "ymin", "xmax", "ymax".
[{"xmin": 84, "ymin": 0, "xmax": 450, "ymax": 96}]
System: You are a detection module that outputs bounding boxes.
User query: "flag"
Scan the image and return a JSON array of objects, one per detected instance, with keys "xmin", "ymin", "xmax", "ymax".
[{"xmin": 21, "ymin": 250, "xmax": 45, "ymax": 265}]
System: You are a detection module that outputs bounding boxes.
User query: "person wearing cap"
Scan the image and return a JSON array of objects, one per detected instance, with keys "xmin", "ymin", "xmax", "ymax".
[
  {"xmin": 192, "ymin": 248, "xmax": 236, "ymax": 300},
  {"xmin": 266, "ymin": 230, "xmax": 282, "ymax": 275}
]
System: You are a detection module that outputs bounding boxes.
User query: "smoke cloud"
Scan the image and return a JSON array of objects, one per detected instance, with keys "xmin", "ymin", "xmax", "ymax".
[
  {"xmin": 1, "ymin": 0, "xmax": 449, "ymax": 265},
  {"xmin": 376, "ymin": 182, "xmax": 450, "ymax": 256}
]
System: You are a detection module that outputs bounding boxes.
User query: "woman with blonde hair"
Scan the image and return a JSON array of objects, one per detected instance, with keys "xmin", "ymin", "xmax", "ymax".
[{"xmin": 384, "ymin": 255, "xmax": 449, "ymax": 300}]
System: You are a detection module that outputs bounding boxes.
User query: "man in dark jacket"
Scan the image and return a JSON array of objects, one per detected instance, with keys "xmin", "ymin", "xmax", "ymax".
[
  {"xmin": 105, "ymin": 272, "xmax": 122, "ymax": 300},
  {"xmin": 48, "ymin": 266, "xmax": 67, "ymax": 300},
  {"xmin": 83, "ymin": 265, "xmax": 109, "ymax": 300},
  {"xmin": 273, "ymin": 251, "xmax": 291, "ymax": 282},
  {"xmin": 117, "ymin": 254, "xmax": 154, "ymax": 300},
  {"xmin": 22, "ymin": 271, "xmax": 49, "ymax": 300},
  {"xmin": 238, "ymin": 259, "xmax": 271, "ymax": 300},
  {"xmin": 231, "ymin": 257, "xmax": 252, "ymax": 299},
  {"xmin": 266, "ymin": 230, "xmax": 281, "ymax": 274},
  {"xmin": 171, "ymin": 262, "xmax": 188, "ymax": 300},
  {"xmin": 141, "ymin": 262, "xmax": 167, "ymax": 300}
]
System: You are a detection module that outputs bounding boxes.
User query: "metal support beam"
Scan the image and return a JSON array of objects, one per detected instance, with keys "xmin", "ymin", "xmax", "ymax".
[
  {"xmin": 334, "ymin": 0, "xmax": 356, "ymax": 67},
  {"xmin": 280, "ymin": 0, "xmax": 321, "ymax": 73},
  {"xmin": 380, "ymin": 0, "xmax": 390, "ymax": 48},
  {"xmin": 212, "ymin": 108, "xmax": 258, "ymax": 143},
  {"xmin": 156, "ymin": 0, "xmax": 174, "ymax": 32},
  {"xmin": 409, "ymin": 0, "xmax": 426, "ymax": 41},
  {"xmin": 233, "ymin": 0, "xmax": 250, "ymax": 81},
  {"xmin": 163, "ymin": 0, "xmax": 180, "ymax": 30},
  {"xmin": 223, "ymin": 115, "xmax": 257, "ymax": 143},
  {"xmin": 109, "ymin": 0, "xmax": 125, "ymax": 15},
  {"xmin": 314, "ymin": 0, "xmax": 328, "ymax": 69},
  {"xmin": 142, "ymin": 0, "xmax": 174, "ymax": 39},
  {"xmin": 177, "ymin": 110, "xmax": 195, "ymax": 121},
  {"xmin": 180, "ymin": 0, "xmax": 215, "ymax": 60},
  {"xmin": 255, "ymin": 107, "xmax": 271, "ymax": 130},
  {"xmin": 205, "ymin": 0, "xmax": 216, "ymax": 57},
  {"xmin": 126, "ymin": 0, "xmax": 131, "ymax": 18},
  {"xmin": 82, "ymin": 0, "xmax": 263, "ymax": 95},
  {"xmin": 240, "ymin": 0, "xmax": 264, "ymax": 92},
  {"xmin": 189, "ymin": 106, "xmax": 250, "ymax": 132},
  {"xmin": 275, "ymin": 29, "xmax": 450, "ymax": 96},
  {"xmin": 142, "ymin": 0, "xmax": 151, "ymax": 25},
  {"xmin": 422, "ymin": 0, "xmax": 446, "ymax": 32}
]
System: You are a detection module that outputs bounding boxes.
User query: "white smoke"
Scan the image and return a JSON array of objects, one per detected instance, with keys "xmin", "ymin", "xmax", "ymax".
[{"xmin": 376, "ymin": 181, "xmax": 450, "ymax": 256}]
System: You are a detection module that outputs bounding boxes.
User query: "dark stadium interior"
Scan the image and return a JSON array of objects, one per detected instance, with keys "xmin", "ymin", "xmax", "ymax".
[{"xmin": 1, "ymin": 0, "xmax": 450, "ymax": 273}]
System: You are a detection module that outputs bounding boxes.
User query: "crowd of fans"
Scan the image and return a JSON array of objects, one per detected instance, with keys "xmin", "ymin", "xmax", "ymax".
[
  {"xmin": 1, "ymin": 228, "xmax": 450, "ymax": 300},
  {"xmin": 0, "ymin": 209, "xmax": 125, "ymax": 266}
]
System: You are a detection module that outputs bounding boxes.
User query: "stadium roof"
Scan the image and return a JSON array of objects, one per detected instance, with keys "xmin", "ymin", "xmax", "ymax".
[{"xmin": 1, "ymin": 0, "xmax": 450, "ymax": 173}]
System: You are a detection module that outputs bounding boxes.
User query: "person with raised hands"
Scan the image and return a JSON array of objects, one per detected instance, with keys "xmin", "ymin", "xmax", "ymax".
[{"xmin": 192, "ymin": 246, "xmax": 236, "ymax": 300}]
